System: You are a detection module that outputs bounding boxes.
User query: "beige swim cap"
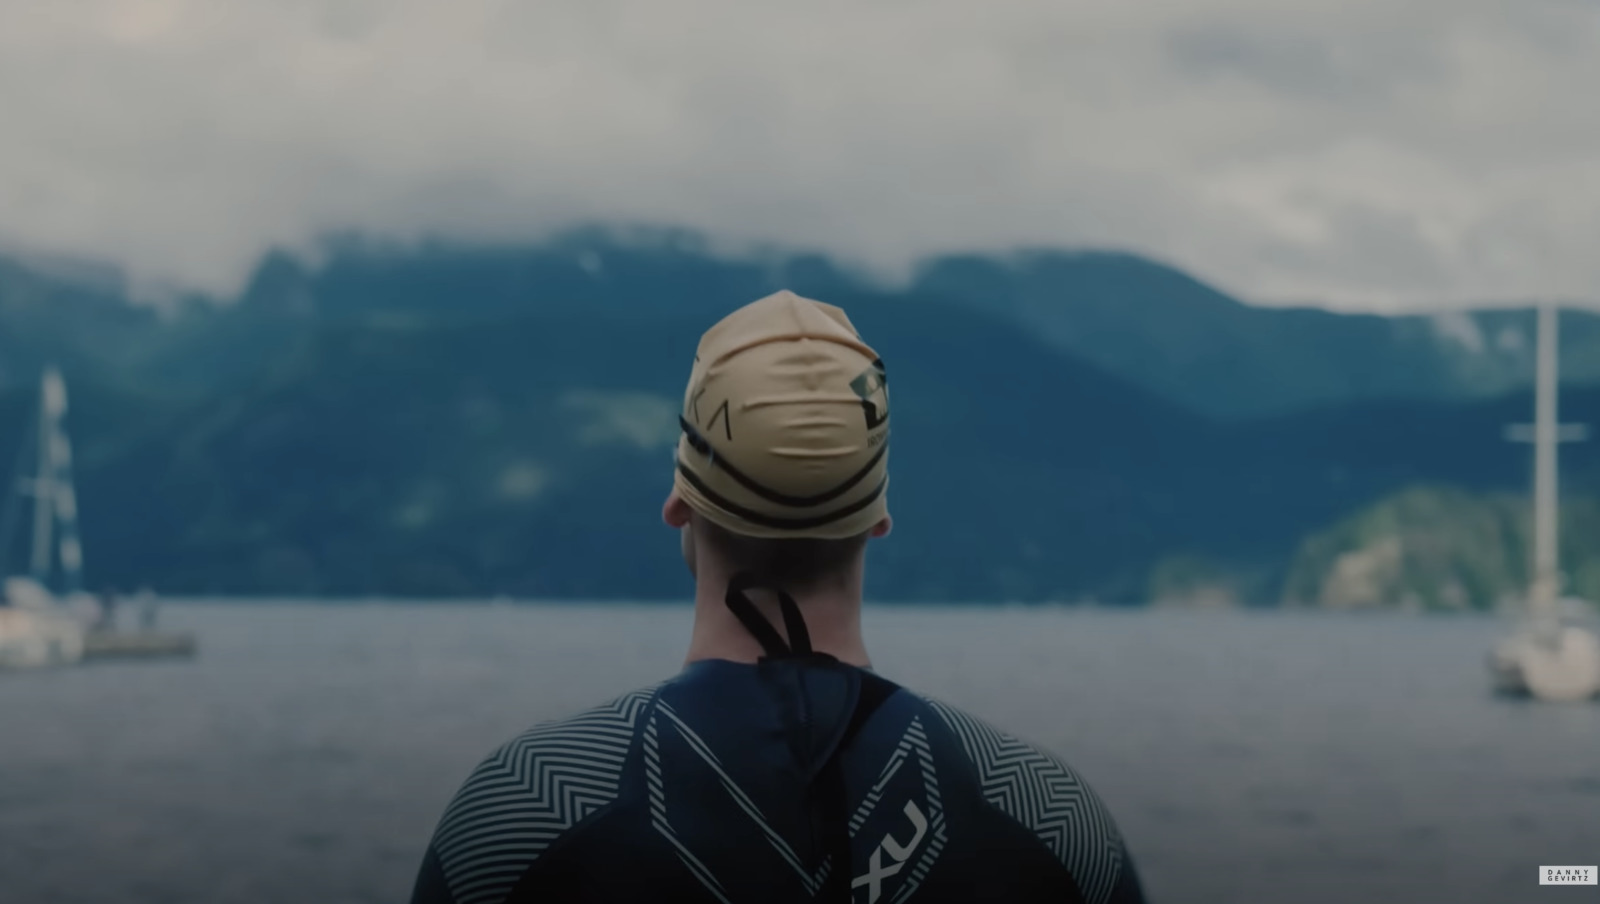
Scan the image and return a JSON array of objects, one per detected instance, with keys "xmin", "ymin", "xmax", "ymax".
[{"xmin": 673, "ymin": 290, "xmax": 890, "ymax": 539}]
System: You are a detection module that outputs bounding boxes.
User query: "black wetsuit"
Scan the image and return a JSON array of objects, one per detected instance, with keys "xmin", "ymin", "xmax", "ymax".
[{"xmin": 411, "ymin": 579, "xmax": 1148, "ymax": 903}]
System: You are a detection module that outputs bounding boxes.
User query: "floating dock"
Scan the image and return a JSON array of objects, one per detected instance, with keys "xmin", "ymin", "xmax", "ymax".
[{"xmin": 83, "ymin": 630, "xmax": 197, "ymax": 661}]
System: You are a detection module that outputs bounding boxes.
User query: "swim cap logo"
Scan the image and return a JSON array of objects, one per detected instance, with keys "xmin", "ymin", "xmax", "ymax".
[
  {"xmin": 850, "ymin": 358, "xmax": 889, "ymax": 430},
  {"xmin": 688, "ymin": 387, "xmax": 733, "ymax": 441}
]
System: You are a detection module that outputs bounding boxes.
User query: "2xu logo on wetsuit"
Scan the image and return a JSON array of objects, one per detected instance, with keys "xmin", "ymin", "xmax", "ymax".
[{"xmin": 852, "ymin": 800, "xmax": 928, "ymax": 903}]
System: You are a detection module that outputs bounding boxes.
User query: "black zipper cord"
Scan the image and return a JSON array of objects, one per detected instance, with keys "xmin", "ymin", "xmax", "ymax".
[{"xmin": 722, "ymin": 572, "xmax": 901, "ymax": 902}]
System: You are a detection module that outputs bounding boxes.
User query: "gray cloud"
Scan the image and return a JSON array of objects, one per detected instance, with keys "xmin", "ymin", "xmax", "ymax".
[{"xmin": 1, "ymin": 0, "xmax": 1598, "ymax": 312}]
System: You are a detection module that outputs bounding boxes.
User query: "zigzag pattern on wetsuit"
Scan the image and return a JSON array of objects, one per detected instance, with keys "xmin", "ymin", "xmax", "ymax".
[
  {"xmin": 430, "ymin": 687, "xmax": 659, "ymax": 904},
  {"xmin": 413, "ymin": 670, "xmax": 1146, "ymax": 904},
  {"xmin": 924, "ymin": 699, "xmax": 1127, "ymax": 904}
]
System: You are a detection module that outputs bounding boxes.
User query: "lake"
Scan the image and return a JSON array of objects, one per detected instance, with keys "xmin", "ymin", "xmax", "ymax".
[{"xmin": 0, "ymin": 603, "xmax": 1596, "ymax": 904}]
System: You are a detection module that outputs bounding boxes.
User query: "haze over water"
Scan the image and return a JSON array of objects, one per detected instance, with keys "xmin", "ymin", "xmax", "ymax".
[{"xmin": 0, "ymin": 603, "xmax": 1596, "ymax": 904}]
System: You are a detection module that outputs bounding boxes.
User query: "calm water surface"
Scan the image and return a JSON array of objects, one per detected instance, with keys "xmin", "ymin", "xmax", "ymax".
[{"xmin": 1, "ymin": 603, "xmax": 1597, "ymax": 904}]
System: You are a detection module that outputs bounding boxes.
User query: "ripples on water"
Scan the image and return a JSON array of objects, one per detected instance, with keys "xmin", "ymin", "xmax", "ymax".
[{"xmin": 0, "ymin": 603, "xmax": 1596, "ymax": 904}]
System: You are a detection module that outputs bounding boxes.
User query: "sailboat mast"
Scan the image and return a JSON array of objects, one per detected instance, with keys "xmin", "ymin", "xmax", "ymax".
[
  {"xmin": 54, "ymin": 429, "xmax": 84, "ymax": 594},
  {"xmin": 1531, "ymin": 304, "xmax": 1560, "ymax": 614},
  {"xmin": 27, "ymin": 369, "xmax": 60, "ymax": 580}
]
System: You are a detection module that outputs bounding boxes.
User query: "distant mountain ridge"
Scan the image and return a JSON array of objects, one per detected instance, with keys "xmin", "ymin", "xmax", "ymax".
[
  {"xmin": 6, "ymin": 231, "xmax": 1599, "ymax": 417},
  {"xmin": 0, "ymin": 255, "xmax": 166, "ymax": 388},
  {"xmin": 910, "ymin": 250, "xmax": 1600, "ymax": 418},
  {"xmin": 213, "ymin": 236, "xmax": 1600, "ymax": 418},
  {"xmin": 1, "ymin": 230, "xmax": 1596, "ymax": 603}
]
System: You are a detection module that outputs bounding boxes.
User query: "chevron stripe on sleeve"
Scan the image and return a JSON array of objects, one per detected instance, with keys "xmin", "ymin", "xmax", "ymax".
[
  {"xmin": 429, "ymin": 687, "xmax": 658, "ymax": 904},
  {"xmin": 923, "ymin": 699, "xmax": 1126, "ymax": 904}
]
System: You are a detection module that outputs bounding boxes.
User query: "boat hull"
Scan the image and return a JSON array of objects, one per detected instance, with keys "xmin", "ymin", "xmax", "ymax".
[
  {"xmin": 1489, "ymin": 622, "xmax": 1600, "ymax": 702},
  {"xmin": 0, "ymin": 607, "xmax": 86, "ymax": 669}
]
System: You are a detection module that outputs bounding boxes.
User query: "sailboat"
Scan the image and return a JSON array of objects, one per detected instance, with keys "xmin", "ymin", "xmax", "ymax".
[
  {"xmin": 0, "ymin": 367, "xmax": 100, "ymax": 668},
  {"xmin": 1486, "ymin": 305, "xmax": 1600, "ymax": 702}
]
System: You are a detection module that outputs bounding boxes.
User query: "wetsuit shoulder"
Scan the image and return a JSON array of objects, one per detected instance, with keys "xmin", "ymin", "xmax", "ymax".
[
  {"xmin": 410, "ymin": 685, "xmax": 660, "ymax": 904},
  {"xmin": 916, "ymin": 695, "xmax": 1146, "ymax": 904}
]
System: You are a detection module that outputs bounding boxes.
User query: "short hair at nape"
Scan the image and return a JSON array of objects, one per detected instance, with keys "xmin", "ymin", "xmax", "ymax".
[{"xmin": 696, "ymin": 517, "xmax": 870, "ymax": 590}]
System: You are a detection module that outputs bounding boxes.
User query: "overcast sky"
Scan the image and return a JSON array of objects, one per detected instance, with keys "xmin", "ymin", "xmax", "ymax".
[{"xmin": 2, "ymin": 0, "xmax": 1598, "ymax": 312}]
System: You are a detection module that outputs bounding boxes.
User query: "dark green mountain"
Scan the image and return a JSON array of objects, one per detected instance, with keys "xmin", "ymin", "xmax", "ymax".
[
  {"xmin": 64, "ymin": 294, "xmax": 1231, "ymax": 601},
  {"xmin": 912, "ymin": 250, "xmax": 1600, "ymax": 419},
  {"xmin": 16, "ymin": 232, "xmax": 1597, "ymax": 417},
  {"xmin": 1283, "ymin": 487, "xmax": 1600, "ymax": 611},
  {"xmin": 0, "ymin": 255, "xmax": 165, "ymax": 388},
  {"xmin": 11, "ymin": 289, "xmax": 1598, "ymax": 603},
  {"xmin": 2, "ymin": 232, "xmax": 1597, "ymax": 602}
]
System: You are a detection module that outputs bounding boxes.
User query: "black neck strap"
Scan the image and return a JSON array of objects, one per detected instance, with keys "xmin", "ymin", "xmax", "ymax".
[
  {"xmin": 724, "ymin": 570, "xmax": 901, "ymax": 900},
  {"xmin": 724, "ymin": 572, "xmax": 820, "ymax": 659}
]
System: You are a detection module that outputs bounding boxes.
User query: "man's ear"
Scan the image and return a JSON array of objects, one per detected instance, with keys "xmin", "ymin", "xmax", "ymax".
[
  {"xmin": 662, "ymin": 490, "xmax": 693, "ymax": 528},
  {"xmin": 869, "ymin": 514, "xmax": 892, "ymax": 539}
]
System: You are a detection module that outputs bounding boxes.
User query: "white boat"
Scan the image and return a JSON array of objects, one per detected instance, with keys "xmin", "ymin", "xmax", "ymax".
[
  {"xmin": 0, "ymin": 577, "xmax": 88, "ymax": 668},
  {"xmin": 1487, "ymin": 305, "xmax": 1600, "ymax": 702},
  {"xmin": 0, "ymin": 367, "xmax": 98, "ymax": 669}
]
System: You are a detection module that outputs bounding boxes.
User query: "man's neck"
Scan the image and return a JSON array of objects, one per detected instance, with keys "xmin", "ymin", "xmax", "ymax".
[{"xmin": 683, "ymin": 572, "xmax": 871, "ymax": 668}]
